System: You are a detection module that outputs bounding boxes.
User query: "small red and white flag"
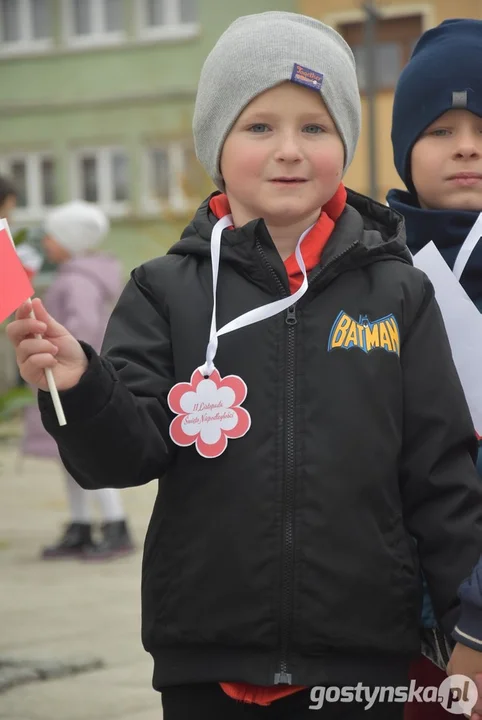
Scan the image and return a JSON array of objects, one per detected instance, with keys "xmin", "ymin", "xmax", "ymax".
[
  {"xmin": 0, "ymin": 219, "xmax": 34, "ymax": 324},
  {"xmin": 0, "ymin": 217, "xmax": 66, "ymax": 426}
]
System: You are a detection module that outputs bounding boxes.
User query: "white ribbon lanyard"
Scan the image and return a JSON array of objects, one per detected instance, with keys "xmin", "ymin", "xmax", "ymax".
[
  {"xmin": 452, "ymin": 211, "xmax": 482, "ymax": 281},
  {"xmin": 199, "ymin": 215, "xmax": 314, "ymax": 376},
  {"xmin": 408, "ymin": 212, "xmax": 482, "ymax": 279}
]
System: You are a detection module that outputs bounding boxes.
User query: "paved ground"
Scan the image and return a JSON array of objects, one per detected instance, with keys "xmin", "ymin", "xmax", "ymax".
[{"xmin": 0, "ymin": 425, "xmax": 162, "ymax": 720}]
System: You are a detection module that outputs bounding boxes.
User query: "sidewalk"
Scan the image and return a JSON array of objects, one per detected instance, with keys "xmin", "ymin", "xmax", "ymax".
[{"xmin": 0, "ymin": 429, "xmax": 162, "ymax": 720}]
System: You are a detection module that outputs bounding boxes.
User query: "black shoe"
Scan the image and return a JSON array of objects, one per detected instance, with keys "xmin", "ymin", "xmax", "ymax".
[
  {"xmin": 41, "ymin": 522, "xmax": 96, "ymax": 560},
  {"xmin": 81, "ymin": 520, "xmax": 135, "ymax": 561}
]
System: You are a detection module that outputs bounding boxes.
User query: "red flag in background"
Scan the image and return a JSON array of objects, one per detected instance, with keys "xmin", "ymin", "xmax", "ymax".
[{"xmin": 0, "ymin": 220, "xmax": 34, "ymax": 324}]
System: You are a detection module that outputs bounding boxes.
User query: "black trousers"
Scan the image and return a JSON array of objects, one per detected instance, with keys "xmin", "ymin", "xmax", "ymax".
[{"xmin": 161, "ymin": 683, "xmax": 405, "ymax": 720}]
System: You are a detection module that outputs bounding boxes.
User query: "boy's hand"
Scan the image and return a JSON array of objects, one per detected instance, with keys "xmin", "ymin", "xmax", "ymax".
[
  {"xmin": 473, "ymin": 675, "xmax": 482, "ymax": 720},
  {"xmin": 447, "ymin": 643, "xmax": 482, "ymax": 717},
  {"xmin": 7, "ymin": 298, "xmax": 88, "ymax": 392}
]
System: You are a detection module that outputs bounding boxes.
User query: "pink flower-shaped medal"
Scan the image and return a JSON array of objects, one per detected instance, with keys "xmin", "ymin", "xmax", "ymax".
[
  {"xmin": 168, "ymin": 215, "xmax": 251, "ymax": 459},
  {"xmin": 167, "ymin": 214, "xmax": 312, "ymax": 458},
  {"xmin": 168, "ymin": 368, "xmax": 251, "ymax": 459}
]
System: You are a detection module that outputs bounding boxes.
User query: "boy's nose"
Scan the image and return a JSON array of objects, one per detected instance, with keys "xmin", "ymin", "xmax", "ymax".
[
  {"xmin": 274, "ymin": 134, "xmax": 303, "ymax": 163},
  {"xmin": 454, "ymin": 135, "xmax": 481, "ymax": 159}
]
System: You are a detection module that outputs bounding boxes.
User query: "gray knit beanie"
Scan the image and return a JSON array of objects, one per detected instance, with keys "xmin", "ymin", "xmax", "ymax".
[{"xmin": 193, "ymin": 11, "xmax": 361, "ymax": 191}]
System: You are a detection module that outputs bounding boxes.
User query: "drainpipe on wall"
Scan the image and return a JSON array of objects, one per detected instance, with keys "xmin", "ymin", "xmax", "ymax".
[{"xmin": 363, "ymin": 1, "xmax": 380, "ymax": 201}]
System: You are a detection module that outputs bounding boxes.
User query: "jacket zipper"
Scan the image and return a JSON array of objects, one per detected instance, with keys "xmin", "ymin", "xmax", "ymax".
[
  {"xmin": 433, "ymin": 627, "xmax": 451, "ymax": 668},
  {"xmin": 255, "ymin": 238, "xmax": 359, "ymax": 685},
  {"xmin": 255, "ymin": 240, "xmax": 295, "ymax": 684},
  {"xmin": 274, "ymin": 303, "xmax": 297, "ymax": 685}
]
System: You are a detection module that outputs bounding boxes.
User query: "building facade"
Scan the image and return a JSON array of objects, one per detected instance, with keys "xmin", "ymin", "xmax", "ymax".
[
  {"xmin": 2, "ymin": 0, "xmax": 480, "ymax": 267},
  {"xmin": 301, "ymin": 0, "xmax": 481, "ymax": 202},
  {"xmin": 0, "ymin": 0, "xmax": 295, "ymax": 272}
]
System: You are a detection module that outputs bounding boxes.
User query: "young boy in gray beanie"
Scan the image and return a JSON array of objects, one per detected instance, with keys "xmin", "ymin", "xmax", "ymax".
[{"xmin": 7, "ymin": 12, "xmax": 482, "ymax": 719}]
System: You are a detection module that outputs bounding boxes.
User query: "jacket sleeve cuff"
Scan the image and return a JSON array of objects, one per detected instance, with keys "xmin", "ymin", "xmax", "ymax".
[
  {"xmin": 452, "ymin": 600, "xmax": 482, "ymax": 651},
  {"xmin": 38, "ymin": 342, "xmax": 115, "ymax": 429},
  {"xmin": 452, "ymin": 558, "xmax": 482, "ymax": 651}
]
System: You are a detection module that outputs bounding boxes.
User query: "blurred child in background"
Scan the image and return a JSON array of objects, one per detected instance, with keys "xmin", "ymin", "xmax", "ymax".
[{"xmin": 22, "ymin": 200, "xmax": 135, "ymax": 561}]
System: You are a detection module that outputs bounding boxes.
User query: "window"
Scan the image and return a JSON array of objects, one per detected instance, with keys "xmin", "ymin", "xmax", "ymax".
[
  {"xmin": 0, "ymin": 153, "xmax": 57, "ymax": 220},
  {"xmin": 71, "ymin": 147, "xmax": 130, "ymax": 215},
  {"xmin": 149, "ymin": 147, "xmax": 170, "ymax": 203},
  {"xmin": 139, "ymin": 0, "xmax": 199, "ymax": 40},
  {"xmin": 0, "ymin": 0, "xmax": 53, "ymax": 54},
  {"xmin": 111, "ymin": 150, "xmax": 129, "ymax": 202},
  {"xmin": 11, "ymin": 159, "xmax": 28, "ymax": 208},
  {"xmin": 66, "ymin": 0, "xmax": 124, "ymax": 45},
  {"xmin": 40, "ymin": 157, "xmax": 56, "ymax": 206},
  {"xmin": 32, "ymin": 0, "xmax": 52, "ymax": 38},
  {"xmin": 79, "ymin": 154, "xmax": 98, "ymax": 202},
  {"xmin": 143, "ymin": 141, "xmax": 200, "ymax": 214},
  {"xmin": 104, "ymin": 0, "xmax": 123, "ymax": 33},
  {"xmin": 339, "ymin": 15, "xmax": 422, "ymax": 91}
]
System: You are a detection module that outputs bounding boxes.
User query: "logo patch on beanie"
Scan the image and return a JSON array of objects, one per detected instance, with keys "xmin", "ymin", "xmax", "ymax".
[
  {"xmin": 291, "ymin": 63, "xmax": 323, "ymax": 91},
  {"xmin": 452, "ymin": 91, "xmax": 468, "ymax": 109}
]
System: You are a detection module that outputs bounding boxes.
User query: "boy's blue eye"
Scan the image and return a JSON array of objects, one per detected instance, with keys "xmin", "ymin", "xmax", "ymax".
[
  {"xmin": 303, "ymin": 124, "xmax": 324, "ymax": 134},
  {"xmin": 248, "ymin": 124, "xmax": 270, "ymax": 133},
  {"xmin": 430, "ymin": 129, "xmax": 450, "ymax": 137}
]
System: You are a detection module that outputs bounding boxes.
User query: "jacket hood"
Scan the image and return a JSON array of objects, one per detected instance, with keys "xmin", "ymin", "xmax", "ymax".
[
  {"xmin": 168, "ymin": 190, "xmax": 410, "ymax": 270},
  {"xmin": 387, "ymin": 186, "xmax": 482, "ymax": 305}
]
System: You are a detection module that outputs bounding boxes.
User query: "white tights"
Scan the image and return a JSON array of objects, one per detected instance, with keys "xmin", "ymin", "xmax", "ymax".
[{"xmin": 63, "ymin": 470, "xmax": 125, "ymax": 523}]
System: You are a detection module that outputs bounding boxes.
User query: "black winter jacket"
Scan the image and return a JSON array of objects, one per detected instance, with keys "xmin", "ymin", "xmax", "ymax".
[{"xmin": 40, "ymin": 190, "xmax": 482, "ymax": 690}]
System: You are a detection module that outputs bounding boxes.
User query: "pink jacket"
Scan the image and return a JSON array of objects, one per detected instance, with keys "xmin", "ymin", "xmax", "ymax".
[{"xmin": 22, "ymin": 254, "xmax": 122, "ymax": 458}]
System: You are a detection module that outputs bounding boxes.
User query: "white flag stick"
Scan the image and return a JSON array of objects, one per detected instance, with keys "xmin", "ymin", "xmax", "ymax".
[
  {"xmin": 29, "ymin": 303, "xmax": 67, "ymax": 426},
  {"xmin": 2, "ymin": 218, "xmax": 67, "ymax": 426}
]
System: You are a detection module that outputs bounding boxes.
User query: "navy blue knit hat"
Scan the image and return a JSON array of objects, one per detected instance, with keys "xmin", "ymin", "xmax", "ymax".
[{"xmin": 391, "ymin": 19, "xmax": 482, "ymax": 192}]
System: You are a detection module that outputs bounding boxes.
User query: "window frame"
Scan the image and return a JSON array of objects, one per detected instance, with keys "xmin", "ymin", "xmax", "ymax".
[
  {"xmin": 137, "ymin": 0, "xmax": 199, "ymax": 42},
  {"xmin": 0, "ymin": 0, "xmax": 53, "ymax": 56},
  {"xmin": 142, "ymin": 140, "xmax": 195, "ymax": 215},
  {"xmin": 322, "ymin": 4, "xmax": 433, "ymax": 93},
  {"xmin": 340, "ymin": 15, "xmax": 423, "ymax": 92},
  {"xmin": 70, "ymin": 146, "xmax": 130, "ymax": 217},
  {"xmin": 0, "ymin": 151, "xmax": 57, "ymax": 222},
  {"xmin": 64, "ymin": 0, "xmax": 125, "ymax": 49}
]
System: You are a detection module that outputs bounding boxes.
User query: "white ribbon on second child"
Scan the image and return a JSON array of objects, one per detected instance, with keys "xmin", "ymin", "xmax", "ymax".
[
  {"xmin": 412, "ymin": 212, "xmax": 482, "ymax": 436},
  {"xmin": 200, "ymin": 215, "xmax": 314, "ymax": 376},
  {"xmin": 452, "ymin": 212, "xmax": 482, "ymax": 281}
]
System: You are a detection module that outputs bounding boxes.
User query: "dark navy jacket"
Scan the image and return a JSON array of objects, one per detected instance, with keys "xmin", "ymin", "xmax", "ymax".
[{"xmin": 388, "ymin": 188, "xmax": 482, "ymax": 652}]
